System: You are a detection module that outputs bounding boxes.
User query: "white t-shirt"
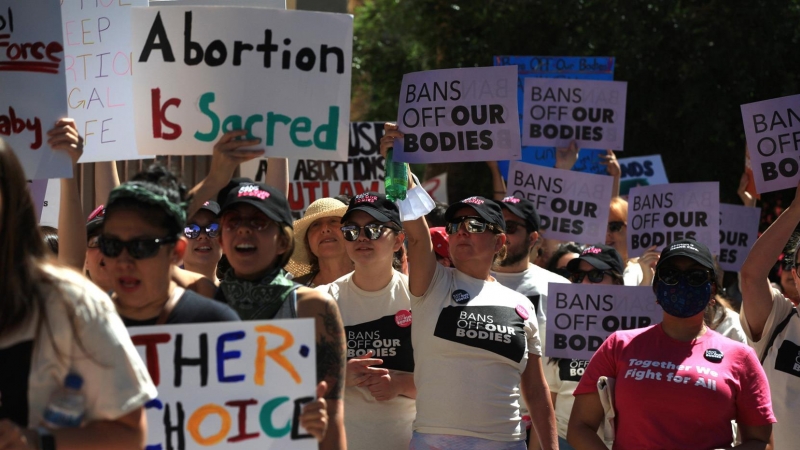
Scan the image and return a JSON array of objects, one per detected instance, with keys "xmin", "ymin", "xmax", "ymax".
[
  {"xmin": 623, "ymin": 261, "xmax": 644, "ymax": 286},
  {"xmin": 411, "ymin": 264, "xmax": 541, "ymax": 442},
  {"xmin": 320, "ymin": 271, "xmax": 416, "ymax": 450},
  {"xmin": 713, "ymin": 308, "xmax": 747, "ymax": 345},
  {"xmin": 740, "ymin": 288, "xmax": 800, "ymax": 450},
  {"xmin": 0, "ymin": 264, "xmax": 156, "ymax": 426}
]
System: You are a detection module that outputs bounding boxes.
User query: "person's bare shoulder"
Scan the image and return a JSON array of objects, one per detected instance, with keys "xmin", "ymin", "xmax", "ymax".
[
  {"xmin": 296, "ymin": 287, "xmax": 345, "ymax": 399},
  {"xmin": 173, "ymin": 267, "xmax": 218, "ymax": 298}
]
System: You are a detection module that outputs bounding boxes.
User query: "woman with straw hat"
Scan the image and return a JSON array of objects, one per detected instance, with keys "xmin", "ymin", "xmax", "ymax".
[{"xmin": 288, "ymin": 197, "xmax": 354, "ymax": 287}]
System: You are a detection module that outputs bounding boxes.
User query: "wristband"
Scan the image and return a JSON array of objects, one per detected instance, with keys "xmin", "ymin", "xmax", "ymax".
[{"xmin": 36, "ymin": 427, "xmax": 56, "ymax": 450}]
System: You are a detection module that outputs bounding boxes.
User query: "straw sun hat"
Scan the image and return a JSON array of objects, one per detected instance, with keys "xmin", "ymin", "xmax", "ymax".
[{"xmin": 285, "ymin": 197, "xmax": 349, "ymax": 278}]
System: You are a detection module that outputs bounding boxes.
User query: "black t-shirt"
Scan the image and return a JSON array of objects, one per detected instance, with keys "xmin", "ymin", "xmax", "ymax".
[
  {"xmin": 123, "ymin": 289, "xmax": 240, "ymax": 327},
  {"xmin": 0, "ymin": 340, "xmax": 33, "ymax": 426}
]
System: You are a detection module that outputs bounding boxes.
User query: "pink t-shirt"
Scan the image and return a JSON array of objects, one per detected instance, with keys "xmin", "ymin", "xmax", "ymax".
[{"xmin": 574, "ymin": 325, "xmax": 775, "ymax": 450}]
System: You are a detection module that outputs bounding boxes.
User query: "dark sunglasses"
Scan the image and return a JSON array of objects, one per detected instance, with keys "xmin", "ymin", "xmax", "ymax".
[
  {"xmin": 99, "ymin": 235, "xmax": 178, "ymax": 259},
  {"xmin": 222, "ymin": 216, "xmax": 273, "ymax": 232},
  {"xmin": 657, "ymin": 267, "xmax": 713, "ymax": 287},
  {"xmin": 570, "ymin": 269, "xmax": 613, "ymax": 284},
  {"xmin": 445, "ymin": 216, "xmax": 500, "ymax": 235},
  {"xmin": 184, "ymin": 223, "xmax": 220, "ymax": 239},
  {"xmin": 608, "ymin": 221, "xmax": 626, "ymax": 233},
  {"xmin": 505, "ymin": 220, "xmax": 528, "ymax": 235},
  {"xmin": 341, "ymin": 223, "xmax": 398, "ymax": 241}
]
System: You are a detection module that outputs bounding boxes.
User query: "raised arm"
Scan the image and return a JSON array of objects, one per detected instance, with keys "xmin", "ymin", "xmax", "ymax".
[
  {"xmin": 47, "ymin": 119, "xmax": 86, "ymax": 270},
  {"xmin": 265, "ymin": 157, "xmax": 289, "ymax": 197},
  {"xmin": 94, "ymin": 161, "xmax": 120, "ymax": 208},
  {"xmin": 599, "ymin": 149, "xmax": 621, "ymax": 199},
  {"xmin": 486, "ymin": 160, "xmax": 507, "ymax": 200}
]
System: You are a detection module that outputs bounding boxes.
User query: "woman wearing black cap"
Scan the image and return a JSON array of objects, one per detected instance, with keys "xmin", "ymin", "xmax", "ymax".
[{"xmin": 568, "ymin": 239, "xmax": 774, "ymax": 450}]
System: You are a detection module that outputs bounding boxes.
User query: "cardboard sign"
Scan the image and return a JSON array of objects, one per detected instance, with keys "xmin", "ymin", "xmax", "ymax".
[
  {"xmin": 627, "ymin": 182, "xmax": 720, "ymax": 258},
  {"xmin": 741, "ymin": 94, "xmax": 800, "ymax": 193},
  {"xmin": 394, "ymin": 66, "xmax": 521, "ymax": 163},
  {"xmin": 522, "ymin": 78, "xmax": 627, "ymax": 150},
  {"xmin": 131, "ymin": 6, "xmax": 352, "ymax": 160},
  {"xmin": 506, "ymin": 161, "xmax": 613, "ymax": 244},
  {"xmin": 422, "ymin": 171, "xmax": 448, "ymax": 204},
  {"xmin": 718, "ymin": 203, "xmax": 761, "ymax": 272},
  {"xmin": 39, "ymin": 179, "xmax": 61, "ymax": 227},
  {"xmin": 61, "ymin": 0, "xmax": 147, "ymax": 163},
  {"xmin": 618, "ymin": 155, "xmax": 669, "ymax": 196},
  {"xmin": 129, "ymin": 319, "xmax": 317, "ymax": 449},
  {"xmin": 1, "ymin": 0, "xmax": 72, "ymax": 179},
  {"xmin": 546, "ymin": 284, "xmax": 661, "ymax": 359}
]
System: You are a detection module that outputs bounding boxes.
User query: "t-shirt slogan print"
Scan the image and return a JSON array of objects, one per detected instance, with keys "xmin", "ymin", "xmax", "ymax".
[
  {"xmin": 345, "ymin": 314, "xmax": 414, "ymax": 372},
  {"xmin": 434, "ymin": 306, "xmax": 526, "ymax": 363}
]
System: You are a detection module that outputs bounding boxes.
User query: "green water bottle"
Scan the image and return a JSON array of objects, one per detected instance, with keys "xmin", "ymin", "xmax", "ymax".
[{"xmin": 384, "ymin": 148, "xmax": 408, "ymax": 201}]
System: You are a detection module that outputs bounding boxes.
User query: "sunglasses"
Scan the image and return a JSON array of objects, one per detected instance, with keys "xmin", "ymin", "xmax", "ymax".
[
  {"xmin": 184, "ymin": 223, "xmax": 220, "ymax": 239},
  {"xmin": 505, "ymin": 220, "xmax": 528, "ymax": 235},
  {"xmin": 657, "ymin": 267, "xmax": 713, "ymax": 287},
  {"xmin": 570, "ymin": 269, "xmax": 613, "ymax": 284},
  {"xmin": 608, "ymin": 221, "xmax": 626, "ymax": 233},
  {"xmin": 99, "ymin": 235, "xmax": 178, "ymax": 259},
  {"xmin": 340, "ymin": 223, "xmax": 398, "ymax": 241},
  {"xmin": 222, "ymin": 216, "xmax": 273, "ymax": 233},
  {"xmin": 445, "ymin": 216, "xmax": 500, "ymax": 235}
]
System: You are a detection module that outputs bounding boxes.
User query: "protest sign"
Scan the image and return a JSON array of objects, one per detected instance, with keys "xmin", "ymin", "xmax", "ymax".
[
  {"xmin": 1, "ymin": 0, "xmax": 72, "ymax": 179},
  {"xmin": 741, "ymin": 94, "xmax": 800, "ymax": 193},
  {"xmin": 28, "ymin": 179, "xmax": 48, "ymax": 220},
  {"xmin": 718, "ymin": 203, "xmax": 760, "ymax": 272},
  {"xmin": 394, "ymin": 66, "xmax": 520, "ymax": 164},
  {"xmin": 131, "ymin": 6, "xmax": 352, "ymax": 160},
  {"xmin": 522, "ymin": 78, "xmax": 627, "ymax": 150},
  {"xmin": 618, "ymin": 154, "xmax": 668, "ymax": 196},
  {"xmin": 422, "ymin": 172, "xmax": 448, "ymax": 204},
  {"xmin": 61, "ymin": 0, "xmax": 147, "ymax": 163},
  {"xmin": 627, "ymin": 182, "xmax": 720, "ymax": 258},
  {"xmin": 507, "ymin": 161, "xmax": 613, "ymax": 244},
  {"xmin": 129, "ymin": 319, "xmax": 317, "ymax": 449},
  {"xmin": 39, "ymin": 179, "xmax": 61, "ymax": 227},
  {"xmin": 153, "ymin": 0, "xmax": 285, "ymax": 6},
  {"xmin": 546, "ymin": 284, "xmax": 660, "ymax": 359}
]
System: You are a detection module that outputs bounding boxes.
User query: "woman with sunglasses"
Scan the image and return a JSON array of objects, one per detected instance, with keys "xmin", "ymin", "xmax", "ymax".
[
  {"xmin": 605, "ymin": 198, "xmax": 660, "ymax": 287},
  {"xmin": 568, "ymin": 239, "xmax": 774, "ymax": 450},
  {"xmin": 182, "ymin": 200, "xmax": 223, "ymax": 283}
]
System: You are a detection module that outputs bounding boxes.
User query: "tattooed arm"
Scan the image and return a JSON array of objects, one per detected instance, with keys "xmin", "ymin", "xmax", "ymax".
[{"xmin": 297, "ymin": 287, "xmax": 347, "ymax": 450}]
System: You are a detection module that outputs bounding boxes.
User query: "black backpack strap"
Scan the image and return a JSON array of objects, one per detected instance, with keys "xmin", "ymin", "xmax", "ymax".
[{"xmin": 760, "ymin": 307, "xmax": 798, "ymax": 365}]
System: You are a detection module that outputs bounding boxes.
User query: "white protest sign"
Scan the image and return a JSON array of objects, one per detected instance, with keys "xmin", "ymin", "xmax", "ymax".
[
  {"xmin": 153, "ymin": 0, "xmax": 285, "ymax": 6},
  {"xmin": 627, "ymin": 182, "xmax": 720, "ymax": 258},
  {"xmin": 28, "ymin": 179, "xmax": 48, "ymax": 221},
  {"xmin": 719, "ymin": 203, "xmax": 760, "ymax": 272},
  {"xmin": 422, "ymin": 172, "xmax": 448, "ymax": 204},
  {"xmin": 393, "ymin": 66, "xmax": 520, "ymax": 163},
  {"xmin": 507, "ymin": 161, "xmax": 613, "ymax": 244},
  {"xmin": 740, "ymin": 94, "xmax": 800, "ymax": 193},
  {"xmin": 1, "ymin": 0, "xmax": 72, "ymax": 179},
  {"xmin": 617, "ymin": 154, "xmax": 668, "ymax": 196},
  {"xmin": 546, "ymin": 284, "xmax": 660, "ymax": 359},
  {"xmin": 39, "ymin": 179, "xmax": 61, "ymax": 227},
  {"xmin": 522, "ymin": 78, "xmax": 627, "ymax": 150},
  {"xmin": 129, "ymin": 319, "xmax": 317, "ymax": 449},
  {"xmin": 61, "ymin": 0, "xmax": 147, "ymax": 163},
  {"xmin": 131, "ymin": 6, "xmax": 352, "ymax": 160}
]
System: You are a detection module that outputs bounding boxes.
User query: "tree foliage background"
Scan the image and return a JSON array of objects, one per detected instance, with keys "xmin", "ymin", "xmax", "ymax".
[{"xmin": 351, "ymin": 0, "xmax": 800, "ymax": 207}]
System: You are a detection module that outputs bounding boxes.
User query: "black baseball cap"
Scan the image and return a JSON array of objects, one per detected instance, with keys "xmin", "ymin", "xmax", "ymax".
[
  {"xmin": 341, "ymin": 192, "xmax": 401, "ymax": 226},
  {"xmin": 657, "ymin": 239, "xmax": 715, "ymax": 272},
  {"xmin": 567, "ymin": 244, "xmax": 624, "ymax": 274},
  {"xmin": 198, "ymin": 200, "xmax": 221, "ymax": 216},
  {"xmin": 497, "ymin": 195, "xmax": 540, "ymax": 232},
  {"xmin": 220, "ymin": 182, "xmax": 294, "ymax": 228},
  {"xmin": 216, "ymin": 177, "xmax": 254, "ymax": 206},
  {"xmin": 445, "ymin": 196, "xmax": 506, "ymax": 232}
]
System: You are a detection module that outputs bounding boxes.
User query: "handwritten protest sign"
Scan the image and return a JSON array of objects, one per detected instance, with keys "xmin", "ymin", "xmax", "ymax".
[
  {"xmin": 153, "ymin": 0, "xmax": 285, "ymax": 6},
  {"xmin": 522, "ymin": 78, "xmax": 627, "ymax": 150},
  {"xmin": 39, "ymin": 179, "xmax": 60, "ymax": 227},
  {"xmin": 129, "ymin": 319, "xmax": 317, "ymax": 450},
  {"xmin": 741, "ymin": 94, "xmax": 800, "ymax": 193},
  {"xmin": 507, "ymin": 161, "xmax": 613, "ymax": 244},
  {"xmin": 719, "ymin": 203, "xmax": 760, "ymax": 272},
  {"xmin": 627, "ymin": 182, "xmax": 720, "ymax": 258},
  {"xmin": 1, "ymin": 0, "xmax": 72, "ymax": 179},
  {"xmin": 618, "ymin": 154, "xmax": 668, "ymax": 196},
  {"xmin": 422, "ymin": 171, "xmax": 448, "ymax": 204},
  {"xmin": 546, "ymin": 284, "xmax": 660, "ymax": 359},
  {"xmin": 61, "ymin": 0, "xmax": 146, "ymax": 163},
  {"xmin": 394, "ymin": 66, "xmax": 520, "ymax": 163},
  {"xmin": 131, "ymin": 6, "xmax": 352, "ymax": 160}
]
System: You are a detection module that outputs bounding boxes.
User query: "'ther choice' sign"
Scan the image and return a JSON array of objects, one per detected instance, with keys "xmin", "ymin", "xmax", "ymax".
[
  {"xmin": 741, "ymin": 94, "xmax": 800, "ymax": 193},
  {"xmin": 546, "ymin": 284, "xmax": 660, "ymax": 360},
  {"xmin": 627, "ymin": 182, "xmax": 720, "ymax": 258},
  {"xmin": 130, "ymin": 319, "xmax": 317, "ymax": 449},
  {"xmin": 718, "ymin": 203, "xmax": 760, "ymax": 272},
  {"xmin": 132, "ymin": 6, "xmax": 352, "ymax": 160},
  {"xmin": 522, "ymin": 78, "xmax": 627, "ymax": 150},
  {"xmin": 394, "ymin": 66, "xmax": 520, "ymax": 163},
  {"xmin": 507, "ymin": 161, "xmax": 613, "ymax": 244}
]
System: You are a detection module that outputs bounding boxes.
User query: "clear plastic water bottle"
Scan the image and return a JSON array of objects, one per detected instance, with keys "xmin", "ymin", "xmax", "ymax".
[
  {"xmin": 42, "ymin": 373, "xmax": 85, "ymax": 429},
  {"xmin": 385, "ymin": 148, "xmax": 408, "ymax": 201}
]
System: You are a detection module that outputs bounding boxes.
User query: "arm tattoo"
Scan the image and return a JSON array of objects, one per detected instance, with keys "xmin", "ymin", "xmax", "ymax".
[{"xmin": 316, "ymin": 299, "xmax": 345, "ymax": 400}]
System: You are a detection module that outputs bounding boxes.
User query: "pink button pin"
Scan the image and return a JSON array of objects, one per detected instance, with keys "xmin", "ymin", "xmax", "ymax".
[
  {"xmin": 395, "ymin": 310, "xmax": 412, "ymax": 327},
  {"xmin": 515, "ymin": 304, "xmax": 530, "ymax": 320}
]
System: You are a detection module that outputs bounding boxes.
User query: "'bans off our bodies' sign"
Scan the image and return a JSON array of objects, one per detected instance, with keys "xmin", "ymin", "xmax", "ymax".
[
  {"xmin": 507, "ymin": 161, "xmax": 613, "ymax": 244},
  {"xmin": 627, "ymin": 182, "xmax": 720, "ymax": 258},
  {"xmin": 393, "ymin": 66, "xmax": 520, "ymax": 163},
  {"xmin": 741, "ymin": 94, "xmax": 800, "ymax": 193},
  {"xmin": 546, "ymin": 284, "xmax": 660, "ymax": 360},
  {"xmin": 718, "ymin": 203, "xmax": 760, "ymax": 272},
  {"xmin": 130, "ymin": 319, "xmax": 317, "ymax": 449},
  {"xmin": 522, "ymin": 78, "xmax": 627, "ymax": 150},
  {"xmin": 131, "ymin": 6, "xmax": 352, "ymax": 160}
]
